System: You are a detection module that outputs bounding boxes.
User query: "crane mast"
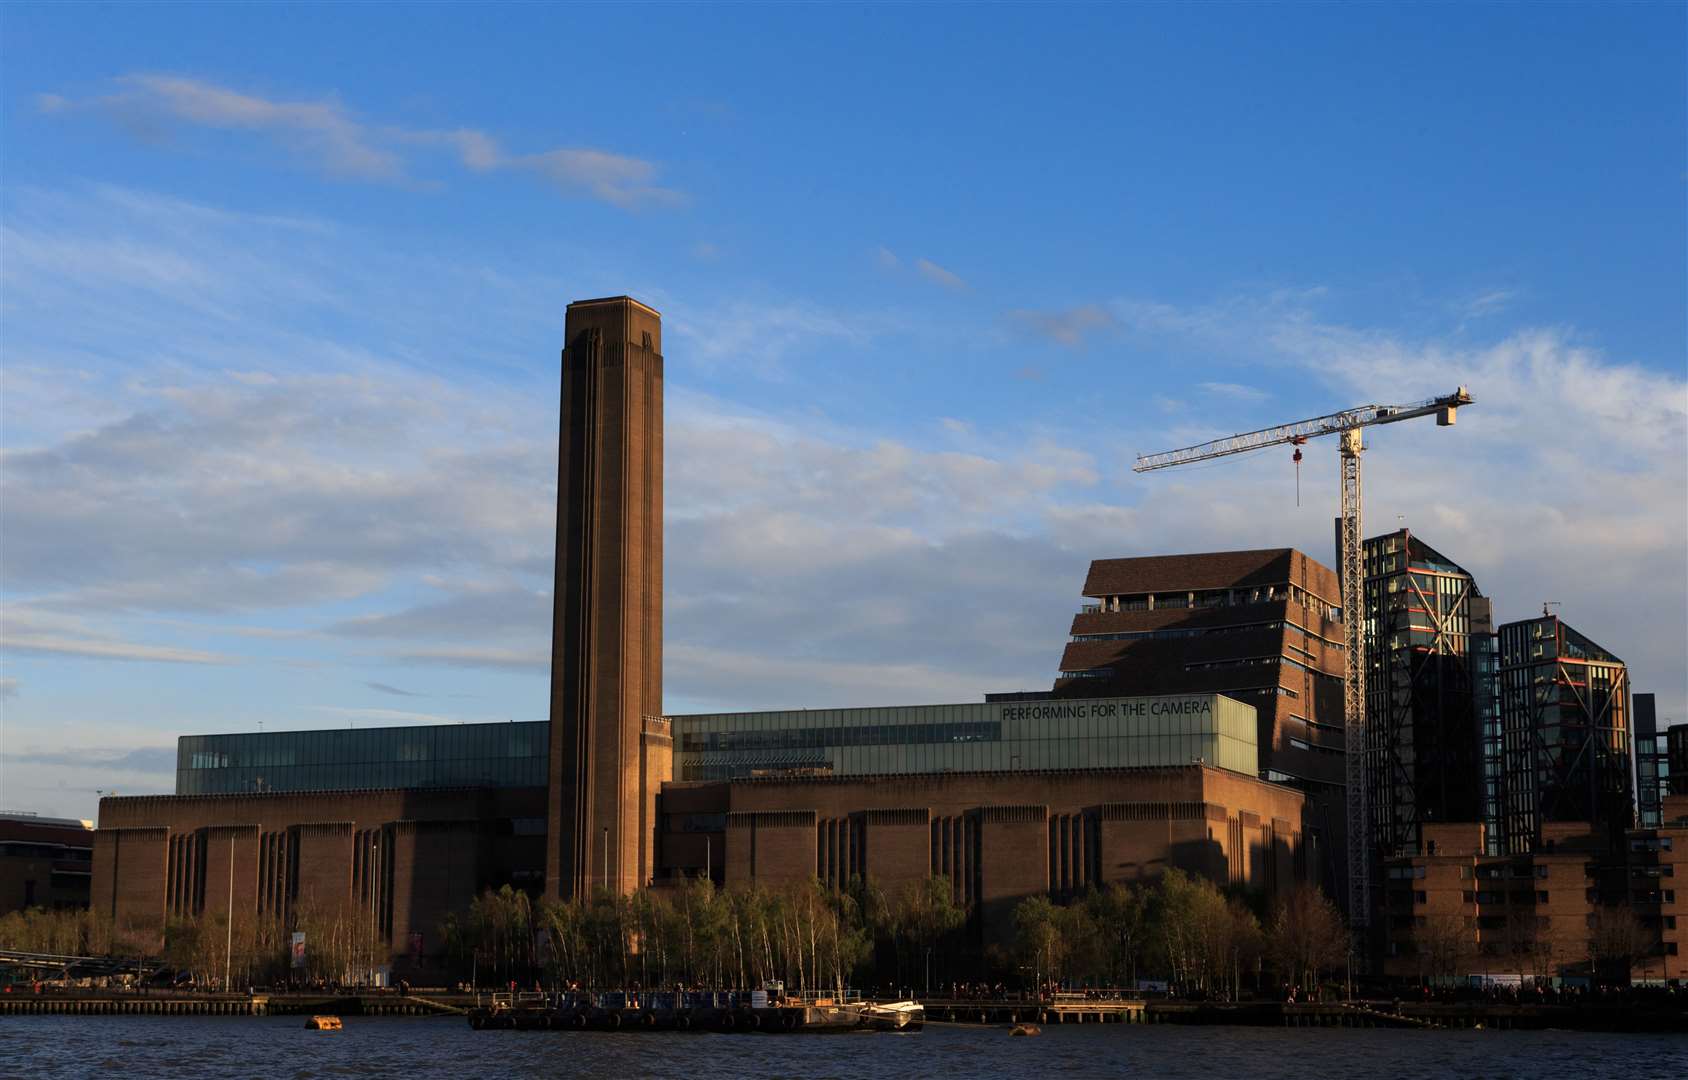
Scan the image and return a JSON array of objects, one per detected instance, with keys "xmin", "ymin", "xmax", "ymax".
[{"xmin": 1134, "ymin": 387, "xmax": 1471, "ymax": 939}]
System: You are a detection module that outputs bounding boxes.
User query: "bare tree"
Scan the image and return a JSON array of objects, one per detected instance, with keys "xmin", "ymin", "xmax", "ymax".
[
  {"xmin": 1589, "ymin": 906, "xmax": 1647, "ymax": 986},
  {"xmin": 1266, "ymin": 885, "xmax": 1347, "ymax": 992}
]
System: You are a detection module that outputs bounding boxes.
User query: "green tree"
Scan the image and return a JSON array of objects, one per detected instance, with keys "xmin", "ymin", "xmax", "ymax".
[
  {"xmin": 1013, "ymin": 895, "xmax": 1060, "ymax": 988},
  {"xmin": 1083, "ymin": 883, "xmax": 1148, "ymax": 988},
  {"xmin": 897, "ymin": 876, "xmax": 966, "ymax": 994}
]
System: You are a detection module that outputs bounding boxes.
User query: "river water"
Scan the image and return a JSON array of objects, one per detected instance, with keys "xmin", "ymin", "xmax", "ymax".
[{"xmin": 3, "ymin": 1015, "xmax": 1685, "ymax": 1080}]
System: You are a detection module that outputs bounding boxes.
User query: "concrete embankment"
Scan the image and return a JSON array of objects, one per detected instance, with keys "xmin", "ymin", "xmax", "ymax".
[
  {"xmin": 0, "ymin": 993, "xmax": 468, "ymax": 1017},
  {"xmin": 925, "ymin": 998, "xmax": 1687, "ymax": 1033}
]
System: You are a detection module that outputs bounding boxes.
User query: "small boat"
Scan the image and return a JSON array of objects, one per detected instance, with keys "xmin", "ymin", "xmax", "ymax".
[
  {"xmin": 863, "ymin": 1000, "xmax": 924, "ymax": 1032},
  {"xmin": 306, "ymin": 1015, "xmax": 342, "ymax": 1031}
]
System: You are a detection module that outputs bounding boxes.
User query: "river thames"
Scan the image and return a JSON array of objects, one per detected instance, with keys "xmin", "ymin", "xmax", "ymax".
[{"xmin": 3, "ymin": 1016, "xmax": 1686, "ymax": 1080}]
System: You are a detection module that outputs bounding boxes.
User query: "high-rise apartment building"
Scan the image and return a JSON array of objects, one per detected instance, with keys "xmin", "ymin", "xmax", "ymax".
[
  {"xmin": 1497, "ymin": 613, "xmax": 1631, "ymax": 853},
  {"xmin": 1668, "ymin": 723, "xmax": 1688, "ymax": 797},
  {"xmin": 1634, "ymin": 694, "xmax": 1666, "ymax": 829},
  {"xmin": 1359, "ymin": 529, "xmax": 1489, "ymax": 860},
  {"xmin": 547, "ymin": 297, "xmax": 671, "ymax": 899}
]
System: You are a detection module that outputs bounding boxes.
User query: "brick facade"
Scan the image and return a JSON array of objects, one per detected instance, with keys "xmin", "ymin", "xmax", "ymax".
[
  {"xmin": 657, "ymin": 764, "xmax": 1311, "ymax": 939},
  {"xmin": 1381, "ymin": 794, "xmax": 1687, "ymax": 984},
  {"xmin": 548, "ymin": 296, "xmax": 669, "ymax": 900},
  {"xmin": 1, "ymin": 815, "xmax": 94, "ymax": 914},
  {"xmin": 92, "ymin": 786, "xmax": 545, "ymax": 969}
]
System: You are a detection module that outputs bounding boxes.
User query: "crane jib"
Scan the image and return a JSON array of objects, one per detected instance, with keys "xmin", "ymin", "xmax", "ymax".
[{"xmin": 1132, "ymin": 388, "xmax": 1470, "ymax": 471}]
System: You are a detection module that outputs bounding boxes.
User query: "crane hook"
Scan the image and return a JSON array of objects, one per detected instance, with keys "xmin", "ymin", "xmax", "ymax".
[{"xmin": 1291, "ymin": 439, "xmax": 1305, "ymax": 507}]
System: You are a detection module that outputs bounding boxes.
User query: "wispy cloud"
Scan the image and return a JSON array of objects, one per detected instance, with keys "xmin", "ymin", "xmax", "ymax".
[
  {"xmin": 39, "ymin": 75, "xmax": 681, "ymax": 208},
  {"xmin": 0, "ymin": 608, "xmax": 229, "ymax": 665},
  {"xmin": 874, "ymin": 248, "xmax": 968, "ymax": 291},
  {"xmin": 365, "ymin": 681, "xmax": 422, "ymax": 697},
  {"xmin": 914, "ymin": 258, "xmax": 967, "ymax": 291},
  {"xmin": 0, "ymin": 745, "xmax": 176, "ymax": 774},
  {"xmin": 512, "ymin": 147, "xmax": 685, "ymax": 209},
  {"xmin": 1007, "ymin": 304, "xmax": 1117, "ymax": 347},
  {"xmin": 1461, "ymin": 288, "xmax": 1517, "ymax": 319},
  {"xmin": 389, "ymin": 646, "xmax": 549, "ymax": 672},
  {"xmin": 1197, "ymin": 381, "xmax": 1269, "ymax": 401},
  {"xmin": 309, "ymin": 705, "xmax": 464, "ymax": 725}
]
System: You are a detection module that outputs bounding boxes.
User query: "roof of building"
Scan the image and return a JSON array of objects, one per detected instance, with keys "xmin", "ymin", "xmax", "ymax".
[
  {"xmin": 0, "ymin": 811, "xmax": 93, "ymax": 831},
  {"xmin": 566, "ymin": 295, "xmax": 661, "ymax": 316},
  {"xmin": 1082, "ymin": 548, "xmax": 1328, "ymax": 598}
]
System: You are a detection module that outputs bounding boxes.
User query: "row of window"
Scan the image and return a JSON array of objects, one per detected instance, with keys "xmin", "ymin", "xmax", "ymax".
[
  {"xmin": 1084, "ymin": 582, "xmax": 1335, "ymax": 616},
  {"xmin": 177, "ymin": 757, "xmax": 546, "ymax": 795}
]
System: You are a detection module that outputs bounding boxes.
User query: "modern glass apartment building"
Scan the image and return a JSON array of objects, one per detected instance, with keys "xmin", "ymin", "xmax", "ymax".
[
  {"xmin": 1474, "ymin": 615, "xmax": 1502, "ymax": 854},
  {"xmin": 176, "ymin": 721, "xmax": 548, "ymax": 795},
  {"xmin": 1497, "ymin": 613, "xmax": 1631, "ymax": 852},
  {"xmin": 672, "ymin": 693, "xmax": 1259, "ymax": 782},
  {"xmin": 1360, "ymin": 529, "xmax": 1489, "ymax": 859},
  {"xmin": 1669, "ymin": 723, "xmax": 1688, "ymax": 798},
  {"xmin": 1634, "ymin": 694, "xmax": 1666, "ymax": 829}
]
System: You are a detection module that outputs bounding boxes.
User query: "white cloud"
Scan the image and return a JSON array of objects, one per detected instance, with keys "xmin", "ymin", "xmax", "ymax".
[
  {"xmin": 1102, "ymin": 292, "xmax": 1688, "ymax": 722},
  {"xmin": 39, "ymin": 74, "xmax": 680, "ymax": 208},
  {"xmin": 3, "ymin": 182, "xmax": 1682, "ymax": 819},
  {"xmin": 668, "ymin": 301, "xmax": 873, "ymax": 377}
]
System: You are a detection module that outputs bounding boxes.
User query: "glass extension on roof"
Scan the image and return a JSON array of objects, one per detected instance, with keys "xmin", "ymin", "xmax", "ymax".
[
  {"xmin": 176, "ymin": 721, "xmax": 548, "ymax": 795},
  {"xmin": 671, "ymin": 693, "xmax": 1257, "ymax": 782}
]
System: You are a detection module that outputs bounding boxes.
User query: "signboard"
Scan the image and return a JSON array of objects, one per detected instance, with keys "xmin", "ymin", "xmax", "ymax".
[
  {"xmin": 996, "ymin": 696, "xmax": 1215, "ymax": 724},
  {"xmin": 290, "ymin": 932, "xmax": 306, "ymax": 969}
]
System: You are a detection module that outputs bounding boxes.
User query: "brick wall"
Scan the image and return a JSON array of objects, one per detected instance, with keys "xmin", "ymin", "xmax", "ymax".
[{"xmin": 92, "ymin": 786, "xmax": 545, "ymax": 966}]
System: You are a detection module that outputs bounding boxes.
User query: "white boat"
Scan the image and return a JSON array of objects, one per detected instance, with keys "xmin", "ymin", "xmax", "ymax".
[{"xmin": 863, "ymin": 1000, "xmax": 924, "ymax": 1032}]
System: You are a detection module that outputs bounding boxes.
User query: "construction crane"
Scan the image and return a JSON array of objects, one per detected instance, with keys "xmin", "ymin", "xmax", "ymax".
[{"xmin": 1133, "ymin": 387, "xmax": 1472, "ymax": 934}]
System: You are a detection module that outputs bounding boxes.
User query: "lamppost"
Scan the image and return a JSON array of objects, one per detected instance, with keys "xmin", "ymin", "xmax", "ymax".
[
  {"xmin": 224, "ymin": 831, "xmax": 235, "ymax": 993},
  {"xmin": 369, "ymin": 837, "xmax": 380, "ymax": 987}
]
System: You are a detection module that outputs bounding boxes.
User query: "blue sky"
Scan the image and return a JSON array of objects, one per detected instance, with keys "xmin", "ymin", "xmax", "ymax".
[{"xmin": 2, "ymin": 2, "xmax": 1684, "ymax": 821}]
